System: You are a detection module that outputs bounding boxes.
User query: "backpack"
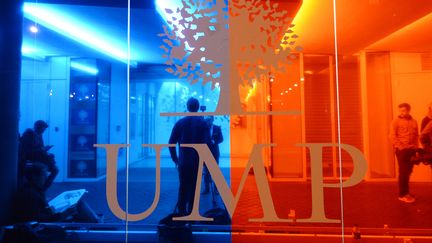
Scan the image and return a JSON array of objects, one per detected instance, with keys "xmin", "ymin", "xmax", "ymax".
[{"xmin": 158, "ymin": 213, "xmax": 193, "ymax": 243}]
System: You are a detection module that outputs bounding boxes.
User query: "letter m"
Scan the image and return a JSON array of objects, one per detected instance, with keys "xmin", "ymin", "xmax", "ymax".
[{"xmin": 173, "ymin": 144, "xmax": 290, "ymax": 222}]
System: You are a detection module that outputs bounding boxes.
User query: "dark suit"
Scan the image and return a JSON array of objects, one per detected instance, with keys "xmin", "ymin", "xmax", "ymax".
[
  {"xmin": 208, "ymin": 125, "xmax": 223, "ymax": 162},
  {"xmin": 203, "ymin": 124, "xmax": 223, "ymax": 191},
  {"xmin": 19, "ymin": 129, "xmax": 58, "ymax": 189},
  {"xmin": 169, "ymin": 116, "xmax": 210, "ymax": 215}
]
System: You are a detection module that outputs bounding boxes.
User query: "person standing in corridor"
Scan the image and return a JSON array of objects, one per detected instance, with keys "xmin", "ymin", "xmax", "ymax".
[
  {"xmin": 390, "ymin": 103, "xmax": 419, "ymax": 203},
  {"xmin": 169, "ymin": 97, "xmax": 210, "ymax": 215}
]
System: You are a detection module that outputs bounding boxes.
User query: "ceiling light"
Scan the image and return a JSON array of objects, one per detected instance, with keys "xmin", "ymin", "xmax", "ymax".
[
  {"xmin": 29, "ymin": 25, "xmax": 38, "ymax": 33},
  {"xmin": 21, "ymin": 45, "xmax": 45, "ymax": 60},
  {"xmin": 23, "ymin": 3, "xmax": 128, "ymax": 63},
  {"xmin": 155, "ymin": 0, "xmax": 184, "ymax": 38},
  {"xmin": 71, "ymin": 62, "xmax": 99, "ymax": 75}
]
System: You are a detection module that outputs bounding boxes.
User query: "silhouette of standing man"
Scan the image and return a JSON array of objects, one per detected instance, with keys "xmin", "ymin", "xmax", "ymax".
[{"xmin": 169, "ymin": 98, "xmax": 210, "ymax": 215}]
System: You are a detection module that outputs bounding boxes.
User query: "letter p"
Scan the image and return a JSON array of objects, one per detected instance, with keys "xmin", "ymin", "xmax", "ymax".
[{"xmin": 297, "ymin": 143, "xmax": 368, "ymax": 223}]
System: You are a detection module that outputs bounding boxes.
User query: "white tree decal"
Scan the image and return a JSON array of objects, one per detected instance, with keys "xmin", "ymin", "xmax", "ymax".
[{"xmin": 159, "ymin": 0, "xmax": 302, "ymax": 114}]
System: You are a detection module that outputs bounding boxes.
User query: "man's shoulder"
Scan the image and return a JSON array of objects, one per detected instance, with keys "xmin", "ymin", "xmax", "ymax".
[
  {"xmin": 176, "ymin": 117, "xmax": 187, "ymax": 124},
  {"xmin": 175, "ymin": 116, "xmax": 191, "ymax": 125},
  {"xmin": 181, "ymin": 116, "xmax": 206, "ymax": 122},
  {"xmin": 175, "ymin": 116, "xmax": 206, "ymax": 127},
  {"xmin": 21, "ymin": 129, "xmax": 35, "ymax": 138},
  {"xmin": 23, "ymin": 128, "xmax": 34, "ymax": 134}
]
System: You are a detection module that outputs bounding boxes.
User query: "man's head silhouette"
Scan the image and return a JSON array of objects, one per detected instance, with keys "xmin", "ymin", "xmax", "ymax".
[
  {"xmin": 187, "ymin": 97, "xmax": 200, "ymax": 112},
  {"xmin": 34, "ymin": 120, "xmax": 48, "ymax": 134}
]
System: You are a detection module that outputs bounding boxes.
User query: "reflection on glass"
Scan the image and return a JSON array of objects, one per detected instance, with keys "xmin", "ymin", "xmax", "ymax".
[
  {"xmin": 12, "ymin": 0, "xmax": 432, "ymax": 242},
  {"xmin": 18, "ymin": 1, "xmax": 129, "ymax": 241}
]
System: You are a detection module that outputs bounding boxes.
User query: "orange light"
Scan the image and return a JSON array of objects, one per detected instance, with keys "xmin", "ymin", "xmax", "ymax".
[{"xmin": 244, "ymin": 81, "xmax": 257, "ymax": 102}]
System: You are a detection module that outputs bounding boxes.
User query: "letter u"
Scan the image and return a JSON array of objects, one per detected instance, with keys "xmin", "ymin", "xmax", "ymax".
[{"xmin": 94, "ymin": 144, "xmax": 169, "ymax": 221}]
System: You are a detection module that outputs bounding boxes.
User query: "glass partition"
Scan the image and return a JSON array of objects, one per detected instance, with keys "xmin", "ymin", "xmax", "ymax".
[
  {"xmin": 19, "ymin": 1, "xmax": 129, "ymax": 240},
  {"xmin": 336, "ymin": 0, "xmax": 432, "ymax": 234},
  {"xmin": 14, "ymin": 0, "xmax": 432, "ymax": 242}
]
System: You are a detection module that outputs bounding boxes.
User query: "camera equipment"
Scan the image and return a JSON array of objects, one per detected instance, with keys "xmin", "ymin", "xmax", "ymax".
[
  {"xmin": 200, "ymin": 105, "xmax": 206, "ymax": 112},
  {"xmin": 410, "ymin": 148, "xmax": 432, "ymax": 166}
]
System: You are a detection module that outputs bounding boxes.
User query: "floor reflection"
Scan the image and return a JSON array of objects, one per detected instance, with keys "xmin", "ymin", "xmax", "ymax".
[{"xmin": 47, "ymin": 158, "xmax": 432, "ymax": 229}]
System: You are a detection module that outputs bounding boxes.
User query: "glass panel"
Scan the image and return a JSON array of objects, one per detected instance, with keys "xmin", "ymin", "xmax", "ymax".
[
  {"xmin": 337, "ymin": 0, "xmax": 432, "ymax": 235},
  {"xmin": 303, "ymin": 55, "xmax": 335, "ymax": 178},
  {"xmin": 138, "ymin": 0, "xmax": 344, "ymax": 239},
  {"xmin": 18, "ymin": 1, "xmax": 129, "ymax": 240},
  {"xmin": 270, "ymin": 54, "xmax": 303, "ymax": 179},
  {"xmin": 364, "ymin": 52, "xmax": 395, "ymax": 179},
  {"xmin": 127, "ymin": 0, "xmax": 231, "ymax": 229},
  {"xmin": 232, "ymin": 0, "xmax": 343, "ymax": 237},
  {"xmin": 12, "ymin": 0, "xmax": 432, "ymax": 241}
]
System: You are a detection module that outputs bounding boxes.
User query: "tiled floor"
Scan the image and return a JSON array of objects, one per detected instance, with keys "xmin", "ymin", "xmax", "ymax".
[
  {"xmin": 47, "ymin": 164, "xmax": 432, "ymax": 231},
  {"xmin": 48, "ymin": 166, "xmax": 230, "ymax": 224},
  {"xmin": 231, "ymin": 173, "xmax": 432, "ymax": 229}
]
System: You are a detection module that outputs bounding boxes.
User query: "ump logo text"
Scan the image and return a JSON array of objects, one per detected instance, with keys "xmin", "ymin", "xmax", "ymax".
[{"xmin": 95, "ymin": 143, "xmax": 367, "ymax": 223}]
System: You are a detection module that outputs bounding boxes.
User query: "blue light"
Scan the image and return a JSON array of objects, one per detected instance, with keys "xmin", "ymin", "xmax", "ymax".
[
  {"xmin": 21, "ymin": 45, "xmax": 45, "ymax": 60},
  {"xmin": 23, "ymin": 3, "xmax": 128, "ymax": 63},
  {"xmin": 71, "ymin": 62, "xmax": 99, "ymax": 75},
  {"xmin": 155, "ymin": 0, "xmax": 184, "ymax": 37},
  {"xmin": 155, "ymin": 0, "xmax": 183, "ymax": 25},
  {"xmin": 29, "ymin": 25, "xmax": 39, "ymax": 33},
  {"xmin": 21, "ymin": 46, "xmax": 33, "ymax": 54}
]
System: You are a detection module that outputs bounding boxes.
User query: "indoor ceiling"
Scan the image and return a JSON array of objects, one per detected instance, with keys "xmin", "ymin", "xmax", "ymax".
[
  {"xmin": 292, "ymin": 0, "xmax": 432, "ymax": 54},
  {"xmin": 366, "ymin": 12, "xmax": 432, "ymax": 52},
  {"xmin": 21, "ymin": 0, "xmax": 432, "ymax": 66},
  {"xmin": 22, "ymin": 2, "xmax": 166, "ymax": 64}
]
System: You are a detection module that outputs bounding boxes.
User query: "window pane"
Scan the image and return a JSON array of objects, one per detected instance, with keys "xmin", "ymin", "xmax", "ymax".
[
  {"xmin": 19, "ymin": 1, "xmax": 129, "ymax": 239},
  {"xmin": 13, "ymin": 0, "xmax": 432, "ymax": 241},
  {"xmin": 337, "ymin": 0, "xmax": 432, "ymax": 233},
  {"xmin": 127, "ymin": 0, "xmax": 231, "ymax": 227}
]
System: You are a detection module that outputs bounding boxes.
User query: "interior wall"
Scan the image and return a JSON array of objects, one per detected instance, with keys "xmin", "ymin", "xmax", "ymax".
[
  {"xmin": 128, "ymin": 81, "xmax": 158, "ymax": 165},
  {"xmin": 109, "ymin": 63, "xmax": 128, "ymax": 170},
  {"xmin": 363, "ymin": 52, "xmax": 395, "ymax": 179},
  {"xmin": 95, "ymin": 60, "xmax": 111, "ymax": 177},
  {"xmin": 230, "ymin": 80, "xmax": 272, "ymax": 168},
  {"xmin": 20, "ymin": 56, "xmax": 70, "ymax": 182},
  {"xmin": 303, "ymin": 56, "xmax": 334, "ymax": 178},
  {"xmin": 230, "ymin": 83, "xmax": 262, "ymax": 165},
  {"xmin": 270, "ymin": 60, "xmax": 303, "ymax": 178},
  {"xmin": 390, "ymin": 52, "xmax": 432, "ymax": 182},
  {"xmin": 338, "ymin": 61, "xmax": 363, "ymax": 177}
]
